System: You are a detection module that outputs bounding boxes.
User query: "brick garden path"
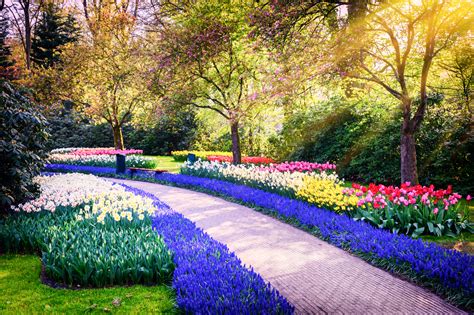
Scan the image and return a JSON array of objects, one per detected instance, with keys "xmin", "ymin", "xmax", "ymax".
[{"xmin": 110, "ymin": 178, "xmax": 464, "ymax": 314}]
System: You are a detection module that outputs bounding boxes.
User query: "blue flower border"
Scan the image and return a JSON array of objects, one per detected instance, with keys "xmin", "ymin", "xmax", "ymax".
[{"xmin": 117, "ymin": 182, "xmax": 294, "ymax": 314}]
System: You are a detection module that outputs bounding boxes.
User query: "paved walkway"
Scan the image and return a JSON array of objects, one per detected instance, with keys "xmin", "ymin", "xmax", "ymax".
[{"xmin": 110, "ymin": 178, "xmax": 464, "ymax": 314}]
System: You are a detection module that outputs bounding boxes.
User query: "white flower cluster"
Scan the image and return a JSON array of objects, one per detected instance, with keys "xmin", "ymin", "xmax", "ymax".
[
  {"xmin": 183, "ymin": 160, "xmax": 341, "ymax": 193},
  {"xmin": 85, "ymin": 190, "xmax": 155, "ymax": 224},
  {"xmin": 12, "ymin": 173, "xmax": 157, "ymax": 223},
  {"xmin": 49, "ymin": 153, "xmax": 155, "ymax": 168}
]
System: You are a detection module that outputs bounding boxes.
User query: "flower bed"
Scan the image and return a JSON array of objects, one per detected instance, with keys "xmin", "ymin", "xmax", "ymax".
[
  {"xmin": 1, "ymin": 174, "xmax": 174, "ymax": 287},
  {"xmin": 171, "ymin": 150, "xmax": 233, "ymax": 162},
  {"xmin": 172, "ymin": 151, "xmax": 276, "ymax": 164},
  {"xmin": 207, "ymin": 155, "xmax": 276, "ymax": 164},
  {"xmin": 181, "ymin": 161, "xmax": 471, "ymax": 237},
  {"xmin": 42, "ymin": 164, "xmax": 473, "ymax": 309},
  {"xmin": 71, "ymin": 148, "xmax": 143, "ymax": 155},
  {"xmin": 50, "ymin": 147, "xmax": 143, "ymax": 155},
  {"xmin": 181, "ymin": 160, "xmax": 341, "ymax": 198},
  {"xmin": 261, "ymin": 161, "xmax": 336, "ymax": 173},
  {"xmin": 2, "ymin": 171, "xmax": 293, "ymax": 313},
  {"xmin": 49, "ymin": 153, "xmax": 157, "ymax": 169},
  {"xmin": 150, "ymin": 173, "xmax": 473, "ymax": 308},
  {"xmin": 344, "ymin": 183, "xmax": 472, "ymax": 237},
  {"xmin": 44, "ymin": 164, "xmax": 116, "ymax": 175}
]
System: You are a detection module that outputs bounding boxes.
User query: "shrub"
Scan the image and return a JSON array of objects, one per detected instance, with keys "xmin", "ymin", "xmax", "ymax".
[
  {"xmin": 0, "ymin": 81, "xmax": 49, "ymax": 213},
  {"xmin": 272, "ymin": 98, "xmax": 473, "ymax": 195}
]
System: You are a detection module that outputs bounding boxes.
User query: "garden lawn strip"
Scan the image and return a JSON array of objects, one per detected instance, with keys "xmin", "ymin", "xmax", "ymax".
[
  {"xmin": 0, "ymin": 255, "xmax": 177, "ymax": 314},
  {"xmin": 119, "ymin": 183, "xmax": 294, "ymax": 314},
  {"xmin": 109, "ymin": 178, "xmax": 468, "ymax": 314}
]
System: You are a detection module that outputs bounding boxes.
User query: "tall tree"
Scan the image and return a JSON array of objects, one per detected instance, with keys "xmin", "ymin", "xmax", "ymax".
[
  {"xmin": 0, "ymin": 12, "xmax": 16, "ymax": 79},
  {"xmin": 335, "ymin": 0, "xmax": 473, "ymax": 183},
  {"xmin": 67, "ymin": 4, "xmax": 152, "ymax": 150},
  {"xmin": 31, "ymin": 3, "xmax": 79, "ymax": 68},
  {"xmin": 6, "ymin": 0, "xmax": 44, "ymax": 70},
  {"xmin": 249, "ymin": 0, "xmax": 372, "ymax": 44},
  {"xmin": 151, "ymin": 0, "xmax": 271, "ymax": 164},
  {"xmin": 47, "ymin": 0, "xmax": 151, "ymax": 149},
  {"xmin": 252, "ymin": 0, "xmax": 473, "ymax": 184},
  {"xmin": 81, "ymin": 0, "xmax": 140, "ymax": 43}
]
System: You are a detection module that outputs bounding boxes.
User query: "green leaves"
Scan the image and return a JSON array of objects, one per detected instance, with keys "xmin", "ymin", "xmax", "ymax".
[
  {"xmin": 0, "ymin": 203, "xmax": 175, "ymax": 288},
  {"xmin": 42, "ymin": 222, "xmax": 174, "ymax": 287},
  {"xmin": 351, "ymin": 202, "xmax": 471, "ymax": 238},
  {"xmin": 0, "ymin": 81, "xmax": 49, "ymax": 213}
]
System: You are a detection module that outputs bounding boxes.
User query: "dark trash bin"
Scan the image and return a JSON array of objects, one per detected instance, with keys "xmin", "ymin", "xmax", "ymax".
[
  {"xmin": 116, "ymin": 154, "xmax": 126, "ymax": 174},
  {"xmin": 187, "ymin": 153, "xmax": 196, "ymax": 164}
]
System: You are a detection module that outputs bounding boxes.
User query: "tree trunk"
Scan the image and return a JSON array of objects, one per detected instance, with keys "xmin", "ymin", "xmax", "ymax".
[
  {"xmin": 347, "ymin": 0, "xmax": 369, "ymax": 22},
  {"xmin": 230, "ymin": 120, "xmax": 242, "ymax": 164},
  {"xmin": 400, "ymin": 130, "xmax": 418, "ymax": 185},
  {"xmin": 24, "ymin": 4, "xmax": 31, "ymax": 69},
  {"xmin": 112, "ymin": 125, "xmax": 125, "ymax": 150}
]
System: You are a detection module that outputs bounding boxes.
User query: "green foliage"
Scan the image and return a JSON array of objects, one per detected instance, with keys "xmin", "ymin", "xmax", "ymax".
[
  {"xmin": 272, "ymin": 97, "xmax": 473, "ymax": 194},
  {"xmin": 46, "ymin": 104, "xmax": 197, "ymax": 155},
  {"xmin": 0, "ymin": 204, "xmax": 175, "ymax": 288},
  {"xmin": 415, "ymin": 104, "xmax": 473, "ymax": 193},
  {"xmin": 340, "ymin": 119, "xmax": 401, "ymax": 184},
  {"xmin": 43, "ymin": 223, "xmax": 174, "ymax": 287},
  {"xmin": 0, "ymin": 13, "xmax": 16, "ymax": 79},
  {"xmin": 124, "ymin": 109, "xmax": 198, "ymax": 155},
  {"xmin": 32, "ymin": 3, "xmax": 80, "ymax": 68},
  {"xmin": 352, "ymin": 203, "xmax": 472, "ymax": 238},
  {"xmin": 46, "ymin": 104, "xmax": 113, "ymax": 149},
  {"xmin": 0, "ymin": 206, "xmax": 76, "ymax": 254},
  {"xmin": 0, "ymin": 14, "xmax": 12, "ymax": 67},
  {"xmin": 0, "ymin": 255, "xmax": 177, "ymax": 313},
  {"xmin": 0, "ymin": 81, "xmax": 49, "ymax": 213}
]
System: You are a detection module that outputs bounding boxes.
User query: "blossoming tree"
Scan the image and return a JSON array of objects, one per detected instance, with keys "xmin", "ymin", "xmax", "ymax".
[{"xmin": 150, "ymin": 0, "xmax": 272, "ymax": 164}]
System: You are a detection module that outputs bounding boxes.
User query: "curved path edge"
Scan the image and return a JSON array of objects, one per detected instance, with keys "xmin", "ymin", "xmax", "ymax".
[{"xmin": 108, "ymin": 178, "xmax": 464, "ymax": 315}]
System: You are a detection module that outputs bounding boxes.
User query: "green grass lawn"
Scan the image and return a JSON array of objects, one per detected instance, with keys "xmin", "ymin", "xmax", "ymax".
[
  {"xmin": 145, "ymin": 156, "xmax": 181, "ymax": 173},
  {"xmin": 420, "ymin": 232, "xmax": 474, "ymax": 254},
  {"xmin": 0, "ymin": 255, "xmax": 177, "ymax": 314}
]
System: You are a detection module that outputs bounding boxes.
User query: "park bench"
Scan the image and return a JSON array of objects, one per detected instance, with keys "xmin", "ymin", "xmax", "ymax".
[{"xmin": 128, "ymin": 167, "xmax": 168, "ymax": 178}]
